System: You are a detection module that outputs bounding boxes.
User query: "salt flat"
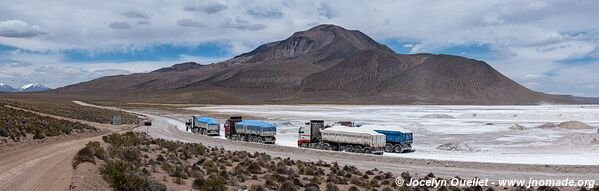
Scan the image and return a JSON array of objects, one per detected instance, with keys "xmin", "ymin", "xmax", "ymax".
[{"xmin": 186, "ymin": 105, "xmax": 599, "ymax": 165}]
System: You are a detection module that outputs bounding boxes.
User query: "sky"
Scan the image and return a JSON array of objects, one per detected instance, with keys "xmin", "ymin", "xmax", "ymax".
[{"xmin": 0, "ymin": 0, "xmax": 598, "ymax": 96}]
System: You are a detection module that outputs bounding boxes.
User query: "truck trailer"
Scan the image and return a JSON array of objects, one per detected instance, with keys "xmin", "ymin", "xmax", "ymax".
[
  {"xmin": 298, "ymin": 120, "xmax": 385, "ymax": 155},
  {"xmin": 359, "ymin": 125, "xmax": 413, "ymax": 153},
  {"xmin": 186, "ymin": 116, "xmax": 220, "ymax": 136},
  {"xmin": 224, "ymin": 116, "xmax": 276, "ymax": 144}
]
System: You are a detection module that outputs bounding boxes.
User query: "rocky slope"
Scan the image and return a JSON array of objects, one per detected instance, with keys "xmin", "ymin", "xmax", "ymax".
[{"xmin": 56, "ymin": 24, "xmax": 574, "ymax": 104}]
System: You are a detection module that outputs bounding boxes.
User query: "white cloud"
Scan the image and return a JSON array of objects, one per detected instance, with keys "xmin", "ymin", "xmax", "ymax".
[
  {"xmin": 0, "ymin": 20, "xmax": 46, "ymax": 38},
  {"xmin": 107, "ymin": 21, "xmax": 133, "ymax": 30},
  {"xmin": 0, "ymin": 0, "xmax": 598, "ymax": 95},
  {"xmin": 507, "ymin": 41, "xmax": 597, "ymax": 62},
  {"xmin": 177, "ymin": 19, "xmax": 206, "ymax": 28},
  {"xmin": 183, "ymin": 2, "xmax": 228, "ymax": 14},
  {"xmin": 122, "ymin": 10, "xmax": 150, "ymax": 19},
  {"xmin": 0, "ymin": 50, "xmax": 227, "ymax": 88}
]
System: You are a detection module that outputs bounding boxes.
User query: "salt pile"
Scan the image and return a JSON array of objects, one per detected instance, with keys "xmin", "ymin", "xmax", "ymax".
[
  {"xmin": 558, "ymin": 121, "xmax": 593, "ymax": 129},
  {"xmin": 536, "ymin": 123, "xmax": 558, "ymax": 129},
  {"xmin": 508, "ymin": 124, "xmax": 528, "ymax": 130},
  {"xmin": 437, "ymin": 142, "xmax": 475, "ymax": 151},
  {"xmin": 407, "ymin": 122, "xmax": 431, "ymax": 135}
]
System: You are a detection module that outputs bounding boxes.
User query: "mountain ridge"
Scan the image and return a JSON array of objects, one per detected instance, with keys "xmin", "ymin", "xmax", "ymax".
[
  {"xmin": 0, "ymin": 83, "xmax": 51, "ymax": 92},
  {"xmin": 56, "ymin": 24, "xmax": 577, "ymax": 105}
]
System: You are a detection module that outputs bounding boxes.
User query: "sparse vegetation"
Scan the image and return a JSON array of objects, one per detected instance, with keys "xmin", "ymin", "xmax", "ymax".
[
  {"xmin": 72, "ymin": 141, "xmax": 107, "ymax": 168},
  {"xmin": 0, "ymin": 105, "xmax": 97, "ymax": 142},
  {"xmin": 78, "ymin": 132, "xmax": 556, "ymax": 191},
  {"xmin": 0, "ymin": 97, "xmax": 140, "ymax": 124}
]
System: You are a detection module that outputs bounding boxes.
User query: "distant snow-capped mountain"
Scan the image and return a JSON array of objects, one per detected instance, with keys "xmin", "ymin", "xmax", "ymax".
[
  {"xmin": 19, "ymin": 83, "xmax": 51, "ymax": 92},
  {"xmin": 0, "ymin": 83, "xmax": 52, "ymax": 92},
  {"xmin": 0, "ymin": 83, "xmax": 18, "ymax": 92}
]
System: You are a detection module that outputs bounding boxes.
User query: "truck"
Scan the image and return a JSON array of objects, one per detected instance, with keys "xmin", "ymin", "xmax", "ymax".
[
  {"xmin": 298, "ymin": 120, "xmax": 385, "ymax": 155},
  {"xmin": 186, "ymin": 116, "xmax": 220, "ymax": 136},
  {"xmin": 224, "ymin": 116, "xmax": 277, "ymax": 144},
  {"xmin": 360, "ymin": 125, "xmax": 414, "ymax": 153}
]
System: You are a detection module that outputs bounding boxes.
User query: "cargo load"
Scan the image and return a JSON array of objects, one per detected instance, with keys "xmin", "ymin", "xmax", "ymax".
[
  {"xmin": 186, "ymin": 116, "xmax": 220, "ymax": 136},
  {"xmin": 298, "ymin": 121, "xmax": 385, "ymax": 155},
  {"xmin": 225, "ymin": 116, "xmax": 276, "ymax": 144},
  {"xmin": 360, "ymin": 125, "xmax": 414, "ymax": 153}
]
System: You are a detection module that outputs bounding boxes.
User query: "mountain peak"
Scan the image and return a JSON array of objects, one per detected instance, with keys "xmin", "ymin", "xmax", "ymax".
[
  {"xmin": 237, "ymin": 24, "xmax": 394, "ymax": 62},
  {"xmin": 19, "ymin": 83, "xmax": 51, "ymax": 92},
  {"xmin": 152, "ymin": 62, "xmax": 204, "ymax": 73},
  {"xmin": 0, "ymin": 83, "xmax": 18, "ymax": 92},
  {"xmin": 306, "ymin": 24, "xmax": 348, "ymax": 32}
]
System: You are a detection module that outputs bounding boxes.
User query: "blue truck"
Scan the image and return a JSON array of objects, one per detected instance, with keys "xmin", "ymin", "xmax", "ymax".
[
  {"xmin": 373, "ymin": 129, "xmax": 414, "ymax": 153},
  {"xmin": 186, "ymin": 116, "xmax": 220, "ymax": 136},
  {"xmin": 337, "ymin": 123, "xmax": 414, "ymax": 153},
  {"xmin": 224, "ymin": 116, "xmax": 277, "ymax": 144}
]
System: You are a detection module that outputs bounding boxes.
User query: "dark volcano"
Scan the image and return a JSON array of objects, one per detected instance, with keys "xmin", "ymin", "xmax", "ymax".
[{"xmin": 56, "ymin": 24, "xmax": 574, "ymax": 104}]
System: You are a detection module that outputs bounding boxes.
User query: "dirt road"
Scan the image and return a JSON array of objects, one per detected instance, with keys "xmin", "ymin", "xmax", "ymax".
[
  {"xmin": 0, "ymin": 106, "xmax": 127, "ymax": 191},
  {"xmin": 0, "ymin": 135, "xmax": 102, "ymax": 190}
]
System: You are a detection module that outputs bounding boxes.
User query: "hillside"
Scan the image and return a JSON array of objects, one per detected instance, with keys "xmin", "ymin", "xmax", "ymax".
[{"xmin": 56, "ymin": 24, "xmax": 574, "ymax": 105}]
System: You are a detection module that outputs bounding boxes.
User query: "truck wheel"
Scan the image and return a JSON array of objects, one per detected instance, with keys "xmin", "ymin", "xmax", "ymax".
[
  {"xmin": 353, "ymin": 146, "xmax": 363, "ymax": 153},
  {"xmin": 363, "ymin": 147, "xmax": 372, "ymax": 154},
  {"xmin": 315, "ymin": 143, "xmax": 323, "ymax": 150},
  {"xmin": 322, "ymin": 143, "xmax": 331, "ymax": 150},
  {"xmin": 394, "ymin": 144, "xmax": 403, "ymax": 153},
  {"xmin": 342, "ymin": 145, "xmax": 352, "ymax": 152},
  {"xmin": 385, "ymin": 143, "xmax": 394, "ymax": 153},
  {"xmin": 300, "ymin": 142, "xmax": 308, "ymax": 148}
]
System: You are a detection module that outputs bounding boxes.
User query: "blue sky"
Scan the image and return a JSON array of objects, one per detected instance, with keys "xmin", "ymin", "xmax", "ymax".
[{"xmin": 0, "ymin": 0, "xmax": 598, "ymax": 96}]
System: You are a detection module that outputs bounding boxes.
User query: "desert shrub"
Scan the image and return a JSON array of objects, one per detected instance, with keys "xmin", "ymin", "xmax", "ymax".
[
  {"xmin": 0, "ymin": 126, "xmax": 8, "ymax": 137},
  {"xmin": 192, "ymin": 177, "xmax": 205, "ymax": 189},
  {"xmin": 100, "ymin": 160, "xmax": 166, "ymax": 191},
  {"xmin": 401, "ymin": 172, "xmax": 412, "ymax": 181},
  {"xmin": 86, "ymin": 141, "xmax": 107, "ymax": 160},
  {"xmin": 325, "ymin": 183, "xmax": 340, "ymax": 191},
  {"xmin": 156, "ymin": 154, "xmax": 165, "ymax": 161},
  {"xmin": 265, "ymin": 179, "xmax": 278, "ymax": 189},
  {"xmin": 351, "ymin": 176, "xmax": 367, "ymax": 187},
  {"xmin": 33, "ymin": 130, "xmax": 45, "ymax": 139},
  {"xmin": 122, "ymin": 147, "xmax": 142, "ymax": 163},
  {"xmin": 369, "ymin": 179, "xmax": 380, "ymax": 188},
  {"xmin": 161, "ymin": 162, "xmax": 173, "ymax": 174},
  {"xmin": 305, "ymin": 183, "xmax": 320, "ymax": 191},
  {"xmin": 247, "ymin": 161, "xmax": 263, "ymax": 174},
  {"xmin": 426, "ymin": 173, "xmax": 435, "ymax": 178},
  {"xmin": 303, "ymin": 166, "xmax": 317, "ymax": 176},
  {"xmin": 103, "ymin": 132, "xmax": 145, "ymax": 147},
  {"xmin": 72, "ymin": 146, "xmax": 96, "ymax": 168},
  {"xmin": 201, "ymin": 175, "xmax": 226, "ymax": 191},
  {"xmin": 251, "ymin": 184, "xmax": 267, "ymax": 191},
  {"xmin": 278, "ymin": 180, "xmax": 297, "ymax": 191},
  {"xmin": 382, "ymin": 186, "xmax": 394, "ymax": 191},
  {"xmin": 348, "ymin": 185, "xmax": 360, "ymax": 191},
  {"xmin": 173, "ymin": 177, "xmax": 184, "ymax": 185}
]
